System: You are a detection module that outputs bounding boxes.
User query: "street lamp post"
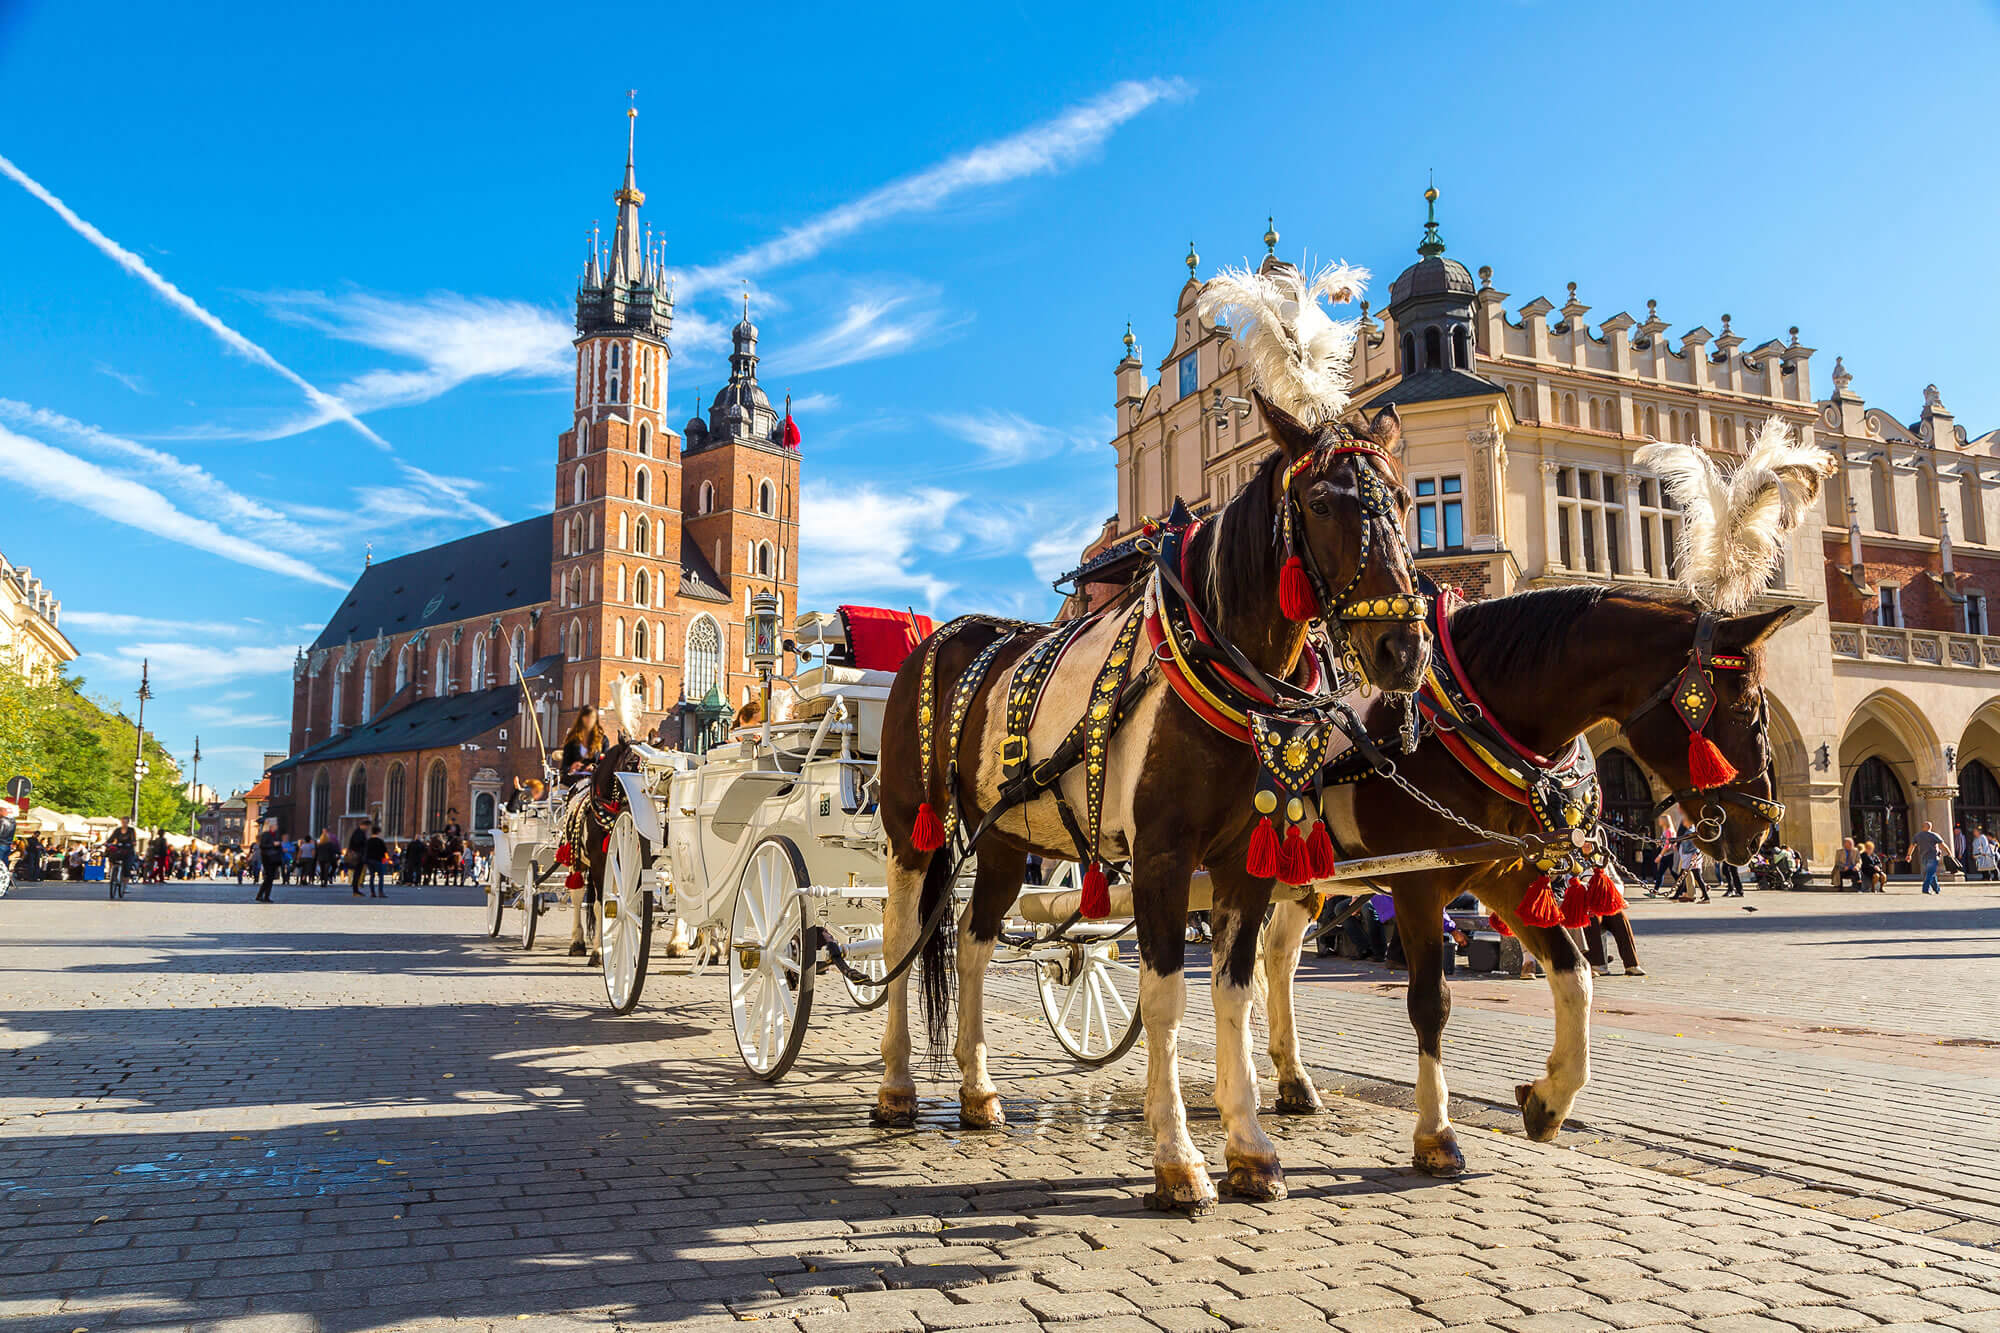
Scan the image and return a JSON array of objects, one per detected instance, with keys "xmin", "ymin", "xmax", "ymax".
[
  {"xmin": 129, "ymin": 659, "xmax": 152, "ymax": 825},
  {"xmin": 188, "ymin": 735, "xmax": 201, "ymax": 836},
  {"xmin": 745, "ymin": 591, "xmax": 782, "ymax": 742}
]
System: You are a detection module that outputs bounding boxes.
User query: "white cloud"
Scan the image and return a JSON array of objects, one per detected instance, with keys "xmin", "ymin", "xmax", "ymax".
[
  {"xmin": 931, "ymin": 409, "xmax": 1109, "ymax": 469},
  {"xmin": 95, "ymin": 363, "xmax": 149, "ymax": 394},
  {"xmin": 0, "ymin": 423, "xmax": 342, "ymax": 587},
  {"xmin": 775, "ymin": 284, "xmax": 957, "ymax": 375},
  {"xmin": 249, "ymin": 290, "xmax": 574, "ymax": 432},
  {"xmin": 678, "ymin": 79, "xmax": 1189, "ymax": 294},
  {"xmin": 800, "ymin": 481, "xmax": 965, "ymax": 609},
  {"xmin": 187, "ymin": 706, "xmax": 289, "ymax": 728},
  {"xmin": 86, "ymin": 639, "xmax": 298, "ymax": 690},
  {"xmin": 786, "ymin": 391, "xmax": 839, "ymax": 415},
  {"xmin": 0, "ymin": 150, "xmax": 392, "ymax": 452},
  {"xmin": 62, "ymin": 611, "xmax": 257, "ymax": 637},
  {"xmin": 0, "ymin": 399, "xmax": 343, "ymax": 555},
  {"xmin": 1026, "ymin": 514, "xmax": 1112, "ymax": 585}
]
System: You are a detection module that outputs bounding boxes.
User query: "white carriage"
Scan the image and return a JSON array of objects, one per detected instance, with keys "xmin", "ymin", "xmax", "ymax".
[{"xmin": 595, "ymin": 606, "xmax": 1147, "ymax": 1081}]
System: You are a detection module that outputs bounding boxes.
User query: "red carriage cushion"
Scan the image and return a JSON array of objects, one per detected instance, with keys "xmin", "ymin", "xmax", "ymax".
[{"xmin": 838, "ymin": 605, "xmax": 935, "ymax": 673}]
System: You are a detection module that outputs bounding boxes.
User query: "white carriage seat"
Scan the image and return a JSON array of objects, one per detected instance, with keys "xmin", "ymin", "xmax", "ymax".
[{"xmin": 791, "ymin": 663, "xmax": 895, "ymax": 756}]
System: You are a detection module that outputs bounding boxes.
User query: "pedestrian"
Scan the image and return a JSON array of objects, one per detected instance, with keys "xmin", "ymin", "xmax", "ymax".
[
  {"xmin": 1906, "ymin": 820, "xmax": 1951, "ymax": 896},
  {"xmin": 0, "ymin": 803, "xmax": 16, "ymax": 897},
  {"xmin": 280, "ymin": 835, "xmax": 297, "ymax": 884},
  {"xmin": 401, "ymin": 837, "xmax": 423, "ymax": 886},
  {"xmin": 1973, "ymin": 826, "xmax": 1998, "ymax": 882},
  {"xmin": 365, "ymin": 823, "xmax": 388, "ymax": 898},
  {"xmin": 316, "ymin": 829, "xmax": 338, "ymax": 885},
  {"xmin": 255, "ymin": 818, "xmax": 282, "ymax": 901},
  {"xmin": 345, "ymin": 822, "xmax": 370, "ymax": 896},
  {"xmin": 1859, "ymin": 840, "xmax": 1885, "ymax": 893},
  {"xmin": 1832, "ymin": 836, "xmax": 1862, "ymax": 891},
  {"xmin": 105, "ymin": 816, "xmax": 136, "ymax": 899},
  {"xmin": 1720, "ymin": 858, "xmax": 1745, "ymax": 898},
  {"xmin": 1673, "ymin": 827, "xmax": 1708, "ymax": 902},
  {"xmin": 1649, "ymin": 815, "xmax": 1677, "ymax": 896},
  {"xmin": 1579, "ymin": 910, "xmax": 1645, "ymax": 976},
  {"xmin": 1953, "ymin": 823, "xmax": 1969, "ymax": 868}
]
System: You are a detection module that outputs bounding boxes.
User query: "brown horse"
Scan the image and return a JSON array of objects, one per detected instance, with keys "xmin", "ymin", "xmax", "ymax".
[
  {"xmin": 874, "ymin": 395, "xmax": 1429, "ymax": 1213},
  {"xmin": 559, "ymin": 740, "xmax": 642, "ymax": 966},
  {"xmin": 1275, "ymin": 584, "xmax": 1792, "ymax": 1177}
]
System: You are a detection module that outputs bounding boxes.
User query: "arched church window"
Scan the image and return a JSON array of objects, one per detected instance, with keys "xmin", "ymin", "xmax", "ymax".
[
  {"xmin": 509, "ymin": 628, "xmax": 525, "ymax": 681},
  {"xmin": 699, "ymin": 480, "xmax": 715, "ymax": 515},
  {"xmin": 395, "ymin": 642, "xmax": 411, "ymax": 692},
  {"xmin": 573, "ymin": 465, "xmax": 588, "ymax": 506},
  {"xmin": 758, "ymin": 480, "xmax": 774, "ymax": 515},
  {"xmin": 1423, "ymin": 327, "xmax": 1442, "ymax": 370},
  {"xmin": 434, "ymin": 643, "xmax": 451, "ymax": 697},
  {"xmin": 470, "ymin": 634, "xmax": 487, "ymax": 690},
  {"xmin": 1452, "ymin": 324, "xmax": 1470, "ymax": 370},
  {"xmin": 1400, "ymin": 333, "xmax": 1415, "ymax": 376},
  {"xmin": 634, "ymin": 569, "xmax": 649, "ymax": 606},
  {"xmin": 757, "ymin": 542, "xmax": 774, "ymax": 577},
  {"xmin": 347, "ymin": 763, "xmax": 368, "ymax": 815},
  {"xmin": 632, "ymin": 620, "xmax": 648, "ymax": 661},
  {"xmin": 635, "ymin": 468, "xmax": 650, "ymax": 504},
  {"xmin": 638, "ymin": 421, "xmax": 651, "ymax": 455},
  {"xmin": 685, "ymin": 616, "xmax": 721, "ymax": 701},
  {"xmin": 635, "ymin": 517, "xmax": 651, "ymax": 555}
]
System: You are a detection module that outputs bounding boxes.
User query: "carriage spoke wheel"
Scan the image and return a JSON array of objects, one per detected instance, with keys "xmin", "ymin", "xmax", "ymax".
[
  {"xmin": 728, "ymin": 836, "xmax": 815, "ymax": 1082},
  {"xmin": 840, "ymin": 922, "xmax": 890, "ymax": 1010},
  {"xmin": 486, "ymin": 860, "xmax": 506, "ymax": 938},
  {"xmin": 520, "ymin": 865, "xmax": 540, "ymax": 950},
  {"xmin": 1038, "ymin": 936, "xmax": 1143, "ymax": 1065},
  {"xmin": 601, "ymin": 812, "xmax": 653, "ymax": 1014}
]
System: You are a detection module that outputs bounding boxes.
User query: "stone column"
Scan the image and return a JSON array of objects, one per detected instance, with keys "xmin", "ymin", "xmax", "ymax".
[
  {"xmin": 1621, "ymin": 474, "xmax": 1644, "ymax": 580},
  {"xmin": 1539, "ymin": 459, "xmax": 1564, "ymax": 572}
]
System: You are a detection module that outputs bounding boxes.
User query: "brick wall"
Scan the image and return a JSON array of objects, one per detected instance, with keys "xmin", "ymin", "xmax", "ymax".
[
  {"xmin": 1822, "ymin": 540, "xmax": 2000, "ymax": 631},
  {"xmin": 1417, "ymin": 556, "xmax": 1494, "ymax": 601}
]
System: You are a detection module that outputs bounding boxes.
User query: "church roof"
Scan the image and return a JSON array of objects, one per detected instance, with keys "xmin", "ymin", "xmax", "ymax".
[
  {"xmin": 270, "ymin": 683, "xmax": 523, "ymax": 772},
  {"xmin": 678, "ymin": 533, "xmax": 731, "ymax": 603},
  {"xmin": 310, "ymin": 515, "xmax": 551, "ymax": 651},
  {"xmin": 1363, "ymin": 367, "xmax": 1507, "ymax": 410}
]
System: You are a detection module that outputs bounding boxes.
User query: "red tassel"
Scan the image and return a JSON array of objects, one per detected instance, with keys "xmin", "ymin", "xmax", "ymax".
[
  {"xmin": 1687, "ymin": 730, "xmax": 1738, "ymax": 790},
  {"xmin": 1080, "ymin": 862, "xmax": 1110, "ymax": 920},
  {"xmin": 1586, "ymin": 865, "xmax": 1627, "ymax": 916},
  {"xmin": 782, "ymin": 412, "xmax": 802, "ymax": 448},
  {"xmin": 1246, "ymin": 816, "xmax": 1280, "ymax": 879},
  {"xmin": 1277, "ymin": 824, "xmax": 1313, "ymax": 886},
  {"xmin": 1488, "ymin": 912, "xmax": 1514, "ymax": 937},
  {"xmin": 564, "ymin": 871, "xmax": 583, "ymax": 890},
  {"xmin": 1306, "ymin": 819, "xmax": 1337, "ymax": 880},
  {"xmin": 1560, "ymin": 878, "xmax": 1595, "ymax": 928},
  {"xmin": 601, "ymin": 832, "xmax": 613, "ymax": 855},
  {"xmin": 911, "ymin": 801, "xmax": 946, "ymax": 853},
  {"xmin": 1518, "ymin": 874, "xmax": 1563, "ymax": 928},
  {"xmin": 1278, "ymin": 555, "xmax": 1317, "ymax": 621},
  {"xmin": 554, "ymin": 843, "xmax": 572, "ymax": 866}
]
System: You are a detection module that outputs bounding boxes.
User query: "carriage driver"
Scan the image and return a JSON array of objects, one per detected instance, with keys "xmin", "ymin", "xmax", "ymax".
[{"xmin": 557, "ymin": 706, "xmax": 608, "ymax": 786}]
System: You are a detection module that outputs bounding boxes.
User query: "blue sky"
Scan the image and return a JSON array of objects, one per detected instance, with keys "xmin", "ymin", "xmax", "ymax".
[{"xmin": 4, "ymin": 0, "xmax": 1996, "ymax": 795}]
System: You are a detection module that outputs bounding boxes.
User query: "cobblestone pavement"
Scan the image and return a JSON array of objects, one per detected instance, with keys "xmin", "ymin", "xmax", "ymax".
[{"xmin": 3, "ymin": 878, "xmax": 1998, "ymax": 1333}]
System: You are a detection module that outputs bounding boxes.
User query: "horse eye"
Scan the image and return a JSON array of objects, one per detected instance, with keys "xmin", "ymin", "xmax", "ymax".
[{"xmin": 1308, "ymin": 498, "xmax": 1331, "ymax": 517}]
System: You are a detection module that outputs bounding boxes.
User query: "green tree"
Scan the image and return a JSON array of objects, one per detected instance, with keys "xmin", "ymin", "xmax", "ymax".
[{"xmin": 0, "ymin": 660, "xmax": 199, "ymax": 830}]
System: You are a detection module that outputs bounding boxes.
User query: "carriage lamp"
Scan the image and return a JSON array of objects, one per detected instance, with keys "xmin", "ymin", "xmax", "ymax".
[
  {"xmin": 746, "ymin": 591, "xmax": 783, "ymax": 672},
  {"xmin": 1210, "ymin": 388, "xmax": 1252, "ymax": 428}
]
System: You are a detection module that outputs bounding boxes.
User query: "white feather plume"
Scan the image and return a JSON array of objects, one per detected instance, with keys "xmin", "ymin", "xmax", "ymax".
[
  {"xmin": 615, "ymin": 681, "xmax": 642, "ymax": 741},
  {"xmin": 1195, "ymin": 260, "xmax": 1368, "ymax": 427},
  {"xmin": 1635, "ymin": 416, "xmax": 1837, "ymax": 612}
]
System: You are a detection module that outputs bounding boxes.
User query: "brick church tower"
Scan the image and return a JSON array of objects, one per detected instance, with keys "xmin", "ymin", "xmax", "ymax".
[
  {"xmin": 553, "ymin": 103, "xmax": 681, "ymax": 735},
  {"xmin": 550, "ymin": 103, "xmax": 802, "ymax": 748}
]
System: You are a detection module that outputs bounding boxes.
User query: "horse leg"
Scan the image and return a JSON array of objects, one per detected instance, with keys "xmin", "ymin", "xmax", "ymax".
[
  {"xmin": 955, "ymin": 848, "xmax": 1024, "ymax": 1129},
  {"xmin": 586, "ymin": 875, "xmax": 602, "ymax": 966},
  {"xmin": 662, "ymin": 913, "xmax": 690, "ymax": 959},
  {"xmin": 568, "ymin": 879, "xmax": 588, "ymax": 956},
  {"xmin": 1206, "ymin": 867, "xmax": 1284, "ymax": 1201},
  {"xmin": 1135, "ymin": 852, "xmax": 1215, "ymax": 1213},
  {"xmin": 1495, "ymin": 903, "xmax": 1592, "ymax": 1141},
  {"xmin": 872, "ymin": 850, "xmax": 927, "ymax": 1126},
  {"xmin": 1262, "ymin": 895, "xmax": 1323, "ymax": 1115},
  {"xmin": 1401, "ymin": 908, "xmax": 1462, "ymax": 1175}
]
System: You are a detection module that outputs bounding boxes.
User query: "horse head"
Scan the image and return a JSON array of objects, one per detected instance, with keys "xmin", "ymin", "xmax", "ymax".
[{"xmin": 1260, "ymin": 393, "xmax": 1429, "ymax": 694}]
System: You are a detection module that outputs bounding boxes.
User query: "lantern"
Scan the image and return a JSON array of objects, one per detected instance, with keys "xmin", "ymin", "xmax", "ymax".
[{"xmin": 746, "ymin": 591, "xmax": 782, "ymax": 672}]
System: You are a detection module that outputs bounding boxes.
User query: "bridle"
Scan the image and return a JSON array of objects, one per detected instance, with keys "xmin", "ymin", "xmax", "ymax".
[
  {"xmin": 1278, "ymin": 429, "xmax": 1428, "ymax": 687},
  {"xmin": 1623, "ymin": 611, "xmax": 1784, "ymax": 843}
]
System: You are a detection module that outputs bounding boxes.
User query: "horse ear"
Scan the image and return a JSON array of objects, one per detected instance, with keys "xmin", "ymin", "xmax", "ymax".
[
  {"xmin": 1253, "ymin": 389, "xmax": 1316, "ymax": 461},
  {"xmin": 1365, "ymin": 404, "xmax": 1404, "ymax": 459},
  {"xmin": 1720, "ymin": 605, "xmax": 1794, "ymax": 651}
]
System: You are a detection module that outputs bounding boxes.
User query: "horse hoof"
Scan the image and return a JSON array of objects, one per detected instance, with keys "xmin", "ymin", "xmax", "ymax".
[
  {"xmin": 1274, "ymin": 1078, "xmax": 1324, "ymax": 1115},
  {"xmin": 1223, "ymin": 1158, "xmax": 1288, "ymax": 1201},
  {"xmin": 567, "ymin": 941, "xmax": 586, "ymax": 957},
  {"xmin": 958, "ymin": 1092, "xmax": 1006, "ymax": 1130},
  {"xmin": 588, "ymin": 951, "xmax": 601, "ymax": 967},
  {"xmin": 1413, "ymin": 1132, "xmax": 1466, "ymax": 1176},
  {"xmin": 871, "ymin": 1090, "xmax": 917, "ymax": 1128},
  {"xmin": 1143, "ymin": 1165, "xmax": 1218, "ymax": 1215},
  {"xmin": 1516, "ymin": 1082, "xmax": 1564, "ymax": 1142}
]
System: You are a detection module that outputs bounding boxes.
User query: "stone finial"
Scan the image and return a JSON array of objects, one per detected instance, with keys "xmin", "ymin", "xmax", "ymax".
[
  {"xmin": 1831, "ymin": 356, "xmax": 1852, "ymax": 390},
  {"xmin": 1478, "ymin": 265, "xmax": 1492, "ymax": 290},
  {"xmin": 1185, "ymin": 241, "xmax": 1199, "ymax": 274},
  {"xmin": 1567, "ymin": 281, "xmax": 1577, "ymax": 302},
  {"xmin": 1647, "ymin": 299, "xmax": 1657, "ymax": 318},
  {"xmin": 1790, "ymin": 326, "xmax": 1801, "ymax": 346},
  {"xmin": 1122, "ymin": 322, "xmax": 1136, "ymax": 357},
  {"xmin": 1924, "ymin": 383, "xmax": 1946, "ymax": 410},
  {"xmin": 1721, "ymin": 313, "xmax": 1732, "ymax": 334},
  {"xmin": 1263, "ymin": 217, "xmax": 1279, "ymax": 256}
]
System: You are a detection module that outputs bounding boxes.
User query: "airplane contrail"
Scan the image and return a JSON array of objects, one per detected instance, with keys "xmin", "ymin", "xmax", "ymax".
[{"xmin": 0, "ymin": 149, "xmax": 392, "ymax": 451}]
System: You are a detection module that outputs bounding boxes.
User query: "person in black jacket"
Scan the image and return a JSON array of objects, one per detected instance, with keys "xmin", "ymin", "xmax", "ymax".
[
  {"xmin": 105, "ymin": 817, "xmax": 137, "ymax": 899},
  {"xmin": 364, "ymin": 823, "xmax": 388, "ymax": 898},
  {"xmin": 255, "ymin": 819, "xmax": 283, "ymax": 902},
  {"xmin": 345, "ymin": 823, "xmax": 370, "ymax": 896}
]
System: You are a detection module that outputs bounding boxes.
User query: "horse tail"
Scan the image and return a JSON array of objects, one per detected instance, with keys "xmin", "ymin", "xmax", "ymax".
[{"xmin": 917, "ymin": 847, "xmax": 956, "ymax": 1070}]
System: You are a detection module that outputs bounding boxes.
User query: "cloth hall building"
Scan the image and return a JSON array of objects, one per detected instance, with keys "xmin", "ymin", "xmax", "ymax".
[
  {"xmin": 268, "ymin": 121, "xmax": 801, "ymax": 845},
  {"xmin": 1069, "ymin": 198, "xmax": 2000, "ymax": 871}
]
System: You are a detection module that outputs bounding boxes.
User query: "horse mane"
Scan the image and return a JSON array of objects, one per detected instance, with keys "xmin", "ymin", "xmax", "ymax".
[
  {"xmin": 1196, "ymin": 450, "xmax": 1287, "ymax": 627},
  {"xmin": 1449, "ymin": 584, "xmax": 1767, "ymax": 694}
]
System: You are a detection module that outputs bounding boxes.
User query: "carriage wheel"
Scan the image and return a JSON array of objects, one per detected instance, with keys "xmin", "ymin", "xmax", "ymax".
[
  {"xmin": 840, "ymin": 922, "xmax": 889, "ymax": 1010},
  {"xmin": 486, "ymin": 865, "xmax": 505, "ymax": 938},
  {"xmin": 728, "ymin": 836, "xmax": 815, "ymax": 1082},
  {"xmin": 1037, "ymin": 936, "xmax": 1143, "ymax": 1065},
  {"xmin": 520, "ymin": 866, "xmax": 540, "ymax": 950},
  {"xmin": 600, "ymin": 812, "xmax": 653, "ymax": 1014}
]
